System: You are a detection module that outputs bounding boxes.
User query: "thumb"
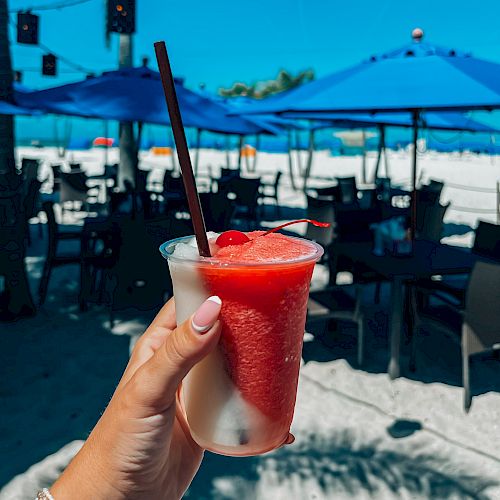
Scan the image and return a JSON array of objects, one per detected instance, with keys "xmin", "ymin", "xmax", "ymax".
[{"xmin": 128, "ymin": 296, "xmax": 222, "ymax": 413}]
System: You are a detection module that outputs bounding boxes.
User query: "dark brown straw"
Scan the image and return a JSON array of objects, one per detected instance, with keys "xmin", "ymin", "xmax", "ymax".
[{"xmin": 154, "ymin": 41, "xmax": 211, "ymax": 257}]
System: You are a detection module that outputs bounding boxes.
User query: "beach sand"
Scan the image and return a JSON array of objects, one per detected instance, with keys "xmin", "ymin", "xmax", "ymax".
[{"xmin": 1, "ymin": 146, "xmax": 499, "ymax": 499}]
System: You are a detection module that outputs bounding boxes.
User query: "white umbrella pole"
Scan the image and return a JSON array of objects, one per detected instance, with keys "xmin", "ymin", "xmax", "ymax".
[
  {"xmin": 361, "ymin": 129, "xmax": 367, "ymax": 184},
  {"xmin": 194, "ymin": 128, "xmax": 201, "ymax": 176},
  {"xmin": 302, "ymin": 128, "xmax": 315, "ymax": 192},
  {"xmin": 411, "ymin": 110, "xmax": 420, "ymax": 240},
  {"xmin": 238, "ymin": 135, "xmax": 244, "ymax": 172},
  {"xmin": 373, "ymin": 125, "xmax": 384, "ymax": 181},
  {"xmin": 225, "ymin": 135, "xmax": 231, "ymax": 168},
  {"xmin": 287, "ymin": 129, "xmax": 298, "ymax": 191}
]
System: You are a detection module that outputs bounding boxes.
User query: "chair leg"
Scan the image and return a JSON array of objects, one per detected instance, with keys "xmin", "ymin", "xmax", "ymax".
[
  {"xmin": 357, "ymin": 316, "xmax": 364, "ymax": 366},
  {"xmin": 409, "ymin": 325, "xmax": 419, "ymax": 372},
  {"xmin": 374, "ymin": 282, "xmax": 381, "ymax": 304},
  {"xmin": 38, "ymin": 260, "xmax": 53, "ymax": 306},
  {"xmin": 463, "ymin": 354, "xmax": 472, "ymax": 412}
]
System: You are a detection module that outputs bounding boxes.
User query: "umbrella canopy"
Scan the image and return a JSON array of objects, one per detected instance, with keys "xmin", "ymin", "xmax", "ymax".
[
  {"xmin": 0, "ymin": 83, "xmax": 41, "ymax": 116},
  {"xmin": 236, "ymin": 32, "xmax": 500, "ymax": 115},
  {"xmin": 17, "ymin": 66, "xmax": 281, "ymax": 135},
  {"xmin": 282, "ymin": 111, "xmax": 499, "ymax": 133}
]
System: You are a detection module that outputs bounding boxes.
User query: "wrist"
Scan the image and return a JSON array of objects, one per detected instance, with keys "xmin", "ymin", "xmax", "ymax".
[{"xmin": 51, "ymin": 433, "xmax": 122, "ymax": 500}]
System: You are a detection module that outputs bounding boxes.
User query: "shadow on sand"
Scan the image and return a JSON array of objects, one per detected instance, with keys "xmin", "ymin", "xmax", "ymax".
[
  {"xmin": 442, "ymin": 222, "xmax": 474, "ymax": 239},
  {"xmin": 303, "ymin": 284, "xmax": 500, "ymax": 400},
  {"xmin": 187, "ymin": 432, "xmax": 497, "ymax": 499}
]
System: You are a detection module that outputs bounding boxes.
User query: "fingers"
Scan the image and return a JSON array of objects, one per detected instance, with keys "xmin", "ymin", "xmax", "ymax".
[
  {"xmin": 128, "ymin": 296, "xmax": 222, "ymax": 413},
  {"xmin": 116, "ymin": 298, "xmax": 177, "ymax": 390},
  {"xmin": 149, "ymin": 296, "xmax": 177, "ymax": 331}
]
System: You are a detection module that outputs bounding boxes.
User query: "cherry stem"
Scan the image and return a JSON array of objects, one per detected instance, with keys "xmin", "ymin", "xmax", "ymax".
[{"xmin": 262, "ymin": 219, "xmax": 331, "ymax": 236}]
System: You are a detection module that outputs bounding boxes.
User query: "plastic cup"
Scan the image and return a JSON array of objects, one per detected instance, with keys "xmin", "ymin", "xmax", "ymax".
[{"xmin": 160, "ymin": 234, "xmax": 323, "ymax": 456}]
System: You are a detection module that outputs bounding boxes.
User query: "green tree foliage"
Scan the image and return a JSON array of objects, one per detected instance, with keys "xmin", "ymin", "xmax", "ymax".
[{"xmin": 219, "ymin": 69, "xmax": 314, "ymax": 99}]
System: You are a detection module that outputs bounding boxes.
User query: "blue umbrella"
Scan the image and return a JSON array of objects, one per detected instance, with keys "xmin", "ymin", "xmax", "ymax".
[
  {"xmin": 235, "ymin": 32, "xmax": 500, "ymax": 115},
  {"xmin": 235, "ymin": 30, "xmax": 500, "ymax": 237},
  {"xmin": 17, "ymin": 66, "xmax": 281, "ymax": 136},
  {"xmin": 282, "ymin": 111, "xmax": 499, "ymax": 133},
  {"xmin": 0, "ymin": 83, "xmax": 41, "ymax": 115}
]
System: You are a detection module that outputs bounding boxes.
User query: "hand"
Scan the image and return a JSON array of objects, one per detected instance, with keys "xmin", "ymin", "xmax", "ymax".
[{"xmin": 51, "ymin": 296, "xmax": 222, "ymax": 499}]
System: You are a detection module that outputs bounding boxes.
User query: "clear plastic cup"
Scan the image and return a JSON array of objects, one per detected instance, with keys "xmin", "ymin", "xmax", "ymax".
[{"xmin": 160, "ymin": 234, "xmax": 323, "ymax": 456}]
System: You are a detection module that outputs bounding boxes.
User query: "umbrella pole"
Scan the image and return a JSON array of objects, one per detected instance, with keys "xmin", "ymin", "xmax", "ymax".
[
  {"xmin": 295, "ymin": 128, "xmax": 304, "ymax": 175},
  {"xmin": 411, "ymin": 110, "xmax": 420, "ymax": 240},
  {"xmin": 238, "ymin": 135, "xmax": 244, "ymax": 173},
  {"xmin": 225, "ymin": 135, "xmax": 231, "ymax": 168},
  {"xmin": 384, "ymin": 140, "xmax": 390, "ymax": 178},
  {"xmin": 303, "ymin": 128, "xmax": 315, "ymax": 192},
  {"xmin": 373, "ymin": 125, "xmax": 384, "ymax": 182},
  {"xmin": 252, "ymin": 134, "xmax": 260, "ymax": 172},
  {"xmin": 194, "ymin": 128, "xmax": 201, "ymax": 176},
  {"xmin": 104, "ymin": 120, "xmax": 109, "ymax": 167},
  {"xmin": 361, "ymin": 129, "xmax": 367, "ymax": 184},
  {"xmin": 287, "ymin": 129, "xmax": 298, "ymax": 191}
]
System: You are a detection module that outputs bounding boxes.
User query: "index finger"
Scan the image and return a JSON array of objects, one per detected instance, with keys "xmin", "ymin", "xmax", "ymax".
[{"xmin": 149, "ymin": 296, "xmax": 177, "ymax": 331}]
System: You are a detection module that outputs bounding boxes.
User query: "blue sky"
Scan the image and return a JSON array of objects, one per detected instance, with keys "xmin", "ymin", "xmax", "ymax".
[{"xmin": 8, "ymin": 0, "xmax": 500, "ymax": 143}]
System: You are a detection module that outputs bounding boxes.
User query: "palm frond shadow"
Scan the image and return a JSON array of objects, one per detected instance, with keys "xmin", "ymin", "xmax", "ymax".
[{"xmin": 187, "ymin": 432, "xmax": 498, "ymax": 499}]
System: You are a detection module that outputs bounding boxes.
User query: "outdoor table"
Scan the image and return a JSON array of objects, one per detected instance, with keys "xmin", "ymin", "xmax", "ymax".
[{"xmin": 334, "ymin": 239, "xmax": 488, "ymax": 379}]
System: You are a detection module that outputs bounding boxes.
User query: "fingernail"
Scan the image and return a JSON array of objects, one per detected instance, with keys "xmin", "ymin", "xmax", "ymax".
[{"xmin": 192, "ymin": 296, "xmax": 222, "ymax": 334}]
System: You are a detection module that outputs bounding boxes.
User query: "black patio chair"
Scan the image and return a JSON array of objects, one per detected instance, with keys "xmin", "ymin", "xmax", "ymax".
[
  {"xmin": 307, "ymin": 284, "xmax": 365, "ymax": 366},
  {"xmin": 38, "ymin": 201, "xmax": 83, "ymax": 306},
  {"xmin": 410, "ymin": 261, "xmax": 500, "ymax": 411},
  {"xmin": 416, "ymin": 201, "xmax": 449, "ymax": 242},
  {"xmin": 416, "ymin": 179, "xmax": 444, "ymax": 205},
  {"xmin": 51, "ymin": 164, "xmax": 62, "ymax": 193},
  {"xmin": 20, "ymin": 158, "xmax": 40, "ymax": 183},
  {"xmin": 0, "ymin": 189, "xmax": 36, "ymax": 320},
  {"xmin": 23, "ymin": 179, "xmax": 43, "ymax": 245},
  {"xmin": 259, "ymin": 171, "xmax": 282, "ymax": 208},
  {"xmin": 228, "ymin": 177, "xmax": 262, "ymax": 228},
  {"xmin": 335, "ymin": 176, "xmax": 359, "ymax": 206},
  {"xmin": 199, "ymin": 192, "xmax": 236, "ymax": 232},
  {"xmin": 414, "ymin": 220, "xmax": 500, "ymax": 308}
]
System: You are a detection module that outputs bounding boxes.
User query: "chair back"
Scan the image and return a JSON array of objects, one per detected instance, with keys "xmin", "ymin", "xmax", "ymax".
[
  {"xmin": 21, "ymin": 158, "xmax": 40, "ymax": 182},
  {"xmin": 335, "ymin": 176, "xmax": 358, "ymax": 205},
  {"xmin": 109, "ymin": 218, "xmax": 176, "ymax": 311},
  {"xmin": 164, "ymin": 176, "xmax": 184, "ymax": 195},
  {"xmin": 358, "ymin": 189, "xmax": 376, "ymax": 209},
  {"xmin": 220, "ymin": 167, "xmax": 240, "ymax": 179},
  {"xmin": 41, "ymin": 201, "xmax": 58, "ymax": 257},
  {"xmin": 23, "ymin": 179, "xmax": 42, "ymax": 220},
  {"xmin": 305, "ymin": 194, "xmax": 335, "ymax": 246},
  {"xmin": 273, "ymin": 171, "xmax": 282, "ymax": 192},
  {"xmin": 416, "ymin": 202, "xmax": 449, "ymax": 242},
  {"xmin": 314, "ymin": 185, "xmax": 338, "ymax": 197},
  {"xmin": 60, "ymin": 172, "xmax": 89, "ymax": 204},
  {"xmin": 229, "ymin": 177, "xmax": 261, "ymax": 209},
  {"xmin": 473, "ymin": 221, "xmax": 500, "ymax": 261},
  {"xmin": 199, "ymin": 192, "xmax": 236, "ymax": 232},
  {"xmin": 162, "ymin": 169, "xmax": 174, "ymax": 192},
  {"xmin": 136, "ymin": 169, "xmax": 149, "ymax": 193},
  {"xmin": 464, "ymin": 261, "xmax": 500, "ymax": 353},
  {"xmin": 375, "ymin": 177, "xmax": 391, "ymax": 203},
  {"xmin": 99, "ymin": 164, "xmax": 118, "ymax": 185},
  {"xmin": 417, "ymin": 179, "xmax": 444, "ymax": 205}
]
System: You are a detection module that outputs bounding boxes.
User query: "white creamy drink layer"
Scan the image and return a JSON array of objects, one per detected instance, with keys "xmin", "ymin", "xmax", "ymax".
[{"xmin": 167, "ymin": 234, "xmax": 273, "ymax": 452}]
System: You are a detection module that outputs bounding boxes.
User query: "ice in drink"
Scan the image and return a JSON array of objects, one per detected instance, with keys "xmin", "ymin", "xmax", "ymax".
[{"xmin": 161, "ymin": 231, "xmax": 323, "ymax": 456}]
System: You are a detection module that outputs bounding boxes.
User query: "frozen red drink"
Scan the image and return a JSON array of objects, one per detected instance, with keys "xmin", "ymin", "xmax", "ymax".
[{"xmin": 160, "ymin": 231, "xmax": 323, "ymax": 456}]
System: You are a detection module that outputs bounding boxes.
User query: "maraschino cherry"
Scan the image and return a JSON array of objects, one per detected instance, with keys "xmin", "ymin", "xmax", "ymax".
[{"xmin": 216, "ymin": 230, "xmax": 250, "ymax": 247}]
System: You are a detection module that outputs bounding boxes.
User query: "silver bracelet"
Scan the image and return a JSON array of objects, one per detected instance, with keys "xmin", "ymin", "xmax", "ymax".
[{"xmin": 36, "ymin": 488, "xmax": 54, "ymax": 500}]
